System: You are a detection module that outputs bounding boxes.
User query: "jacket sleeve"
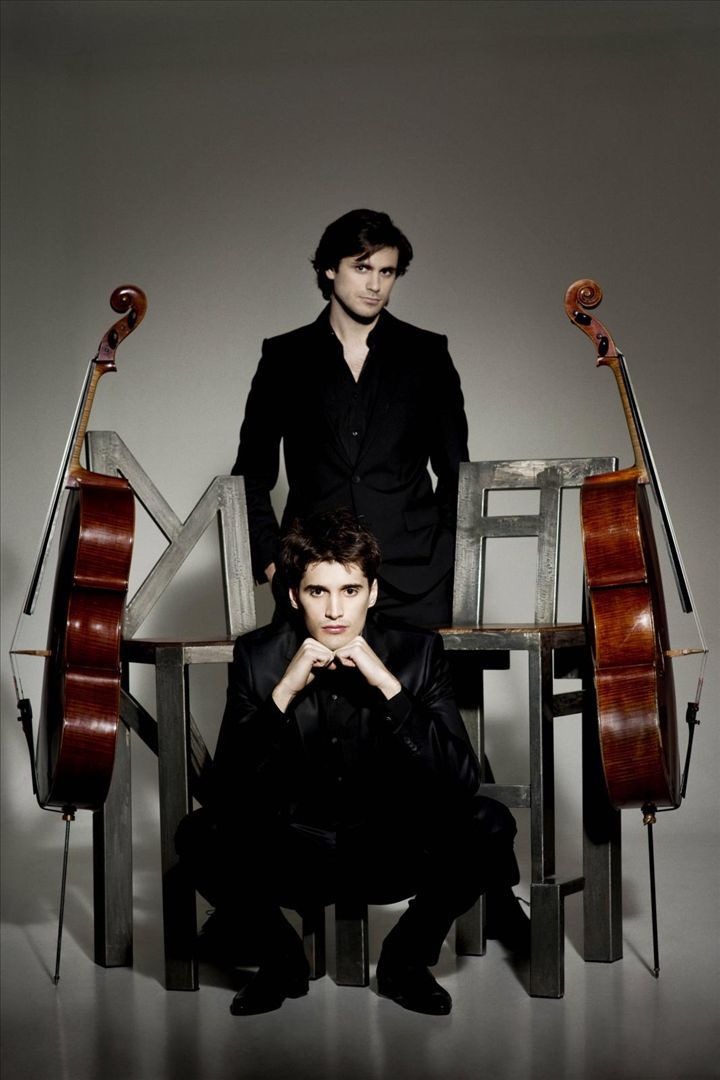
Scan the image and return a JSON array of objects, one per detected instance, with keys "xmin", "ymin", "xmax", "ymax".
[
  {"xmin": 377, "ymin": 633, "xmax": 480, "ymax": 801},
  {"xmin": 231, "ymin": 341, "xmax": 284, "ymax": 582},
  {"xmin": 429, "ymin": 340, "xmax": 469, "ymax": 531},
  {"xmin": 209, "ymin": 637, "xmax": 291, "ymax": 816}
]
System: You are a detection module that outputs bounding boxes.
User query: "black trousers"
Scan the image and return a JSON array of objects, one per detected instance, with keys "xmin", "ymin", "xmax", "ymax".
[{"xmin": 176, "ymin": 795, "xmax": 519, "ymax": 965}]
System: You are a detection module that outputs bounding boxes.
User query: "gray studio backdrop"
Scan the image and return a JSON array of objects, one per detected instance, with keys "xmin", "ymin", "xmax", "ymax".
[{"xmin": 1, "ymin": 0, "xmax": 717, "ymax": 940}]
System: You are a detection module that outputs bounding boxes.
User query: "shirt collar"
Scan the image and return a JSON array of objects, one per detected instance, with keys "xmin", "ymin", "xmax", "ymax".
[{"xmin": 317, "ymin": 305, "xmax": 391, "ymax": 349}]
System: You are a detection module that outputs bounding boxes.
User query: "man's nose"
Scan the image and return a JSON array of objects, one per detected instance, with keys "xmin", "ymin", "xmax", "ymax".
[
  {"xmin": 367, "ymin": 273, "xmax": 381, "ymax": 293},
  {"xmin": 326, "ymin": 594, "xmax": 343, "ymax": 618}
]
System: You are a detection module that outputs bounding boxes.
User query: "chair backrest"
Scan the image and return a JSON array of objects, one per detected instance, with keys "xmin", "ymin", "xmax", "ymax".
[
  {"xmin": 86, "ymin": 431, "xmax": 256, "ymax": 638},
  {"xmin": 452, "ymin": 457, "xmax": 617, "ymax": 626}
]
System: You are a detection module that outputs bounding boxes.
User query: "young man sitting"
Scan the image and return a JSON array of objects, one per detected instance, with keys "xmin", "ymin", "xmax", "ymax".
[{"xmin": 176, "ymin": 508, "xmax": 528, "ymax": 1016}]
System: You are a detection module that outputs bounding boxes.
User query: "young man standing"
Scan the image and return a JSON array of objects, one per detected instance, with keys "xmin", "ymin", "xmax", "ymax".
[
  {"xmin": 231, "ymin": 208, "xmax": 469, "ymax": 627},
  {"xmin": 176, "ymin": 510, "xmax": 527, "ymax": 1017}
]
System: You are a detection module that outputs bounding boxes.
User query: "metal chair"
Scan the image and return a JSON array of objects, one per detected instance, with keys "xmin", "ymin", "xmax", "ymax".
[
  {"xmin": 87, "ymin": 431, "xmax": 256, "ymax": 991},
  {"xmin": 440, "ymin": 457, "xmax": 623, "ymax": 997}
]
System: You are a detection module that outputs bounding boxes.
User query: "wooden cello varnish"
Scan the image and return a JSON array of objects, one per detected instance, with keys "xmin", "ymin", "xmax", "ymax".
[
  {"xmin": 25, "ymin": 286, "xmax": 146, "ymax": 810},
  {"xmin": 566, "ymin": 280, "xmax": 680, "ymax": 810}
]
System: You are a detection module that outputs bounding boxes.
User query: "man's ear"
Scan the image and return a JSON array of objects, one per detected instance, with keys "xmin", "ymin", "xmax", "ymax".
[
  {"xmin": 368, "ymin": 579, "xmax": 379, "ymax": 608},
  {"xmin": 289, "ymin": 588, "xmax": 300, "ymax": 610},
  {"xmin": 325, "ymin": 266, "xmax": 336, "ymax": 281}
]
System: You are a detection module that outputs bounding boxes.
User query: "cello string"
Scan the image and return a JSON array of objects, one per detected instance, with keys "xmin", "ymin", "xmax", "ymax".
[
  {"xmin": 619, "ymin": 352, "xmax": 708, "ymax": 659},
  {"xmin": 630, "ymin": 404, "xmax": 708, "ymax": 713},
  {"xmin": 8, "ymin": 635, "xmax": 27, "ymax": 704},
  {"xmin": 21, "ymin": 356, "xmax": 95, "ymax": 618}
]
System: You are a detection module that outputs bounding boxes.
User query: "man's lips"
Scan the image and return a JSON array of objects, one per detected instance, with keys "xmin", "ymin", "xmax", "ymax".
[{"xmin": 322, "ymin": 625, "xmax": 348, "ymax": 634}]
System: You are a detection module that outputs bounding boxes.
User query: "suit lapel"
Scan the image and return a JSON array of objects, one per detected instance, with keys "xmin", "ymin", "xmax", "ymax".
[
  {"xmin": 363, "ymin": 614, "xmax": 392, "ymax": 668},
  {"xmin": 275, "ymin": 621, "xmax": 321, "ymax": 750}
]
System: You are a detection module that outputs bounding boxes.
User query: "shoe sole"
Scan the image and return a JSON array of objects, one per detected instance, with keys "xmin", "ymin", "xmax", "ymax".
[
  {"xmin": 230, "ymin": 977, "xmax": 309, "ymax": 1016},
  {"xmin": 377, "ymin": 977, "xmax": 452, "ymax": 1016}
]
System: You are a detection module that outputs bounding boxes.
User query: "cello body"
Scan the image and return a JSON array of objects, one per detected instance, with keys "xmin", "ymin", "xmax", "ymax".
[
  {"xmin": 581, "ymin": 470, "xmax": 679, "ymax": 809},
  {"xmin": 36, "ymin": 476, "xmax": 134, "ymax": 810}
]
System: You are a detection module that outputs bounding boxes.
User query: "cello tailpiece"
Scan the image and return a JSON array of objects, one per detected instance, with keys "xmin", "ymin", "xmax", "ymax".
[
  {"xmin": 680, "ymin": 702, "xmax": 701, "ymax": 799},
  {"xmin": 17, "ymin": 698, "xmax": 38, "ymax": 797}
]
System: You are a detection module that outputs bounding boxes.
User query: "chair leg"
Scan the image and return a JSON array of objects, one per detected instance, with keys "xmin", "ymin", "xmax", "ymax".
[
  {"xmin": 302, "ymin": 907, "xmax": 326, "ymax": 980},
  {"xmin": 156, "ymin": 648, "xmax": 198, "ymax": 991},
  {"xmin": 335, "ymin": 901, "xmax": 369, "ymax": 986},
  {"xmin": 582, "ymin": 688, "xmax": 623, "ymax": 963},
  {"xmin": 455, "ymin": 894, "xmax": 487, "ymax": 956},
  {"xmin": 93, "ymin": 721, "xmax": 133, "ymax": 967},
  {"xmin": 529, "ymin": 881, "xmax": 564, "ymax": 998},
  {"xmin": 529, "ymin": 876, "xmax": 584, "ymax": 998}
]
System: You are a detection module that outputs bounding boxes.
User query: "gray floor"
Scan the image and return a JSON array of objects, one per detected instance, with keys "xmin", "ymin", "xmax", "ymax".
[{"xmin": 2, "ymin": 820, "xmax": 718, "ymax": 1080}]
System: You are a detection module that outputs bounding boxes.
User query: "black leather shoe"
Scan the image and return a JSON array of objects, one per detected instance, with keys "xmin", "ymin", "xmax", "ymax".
[
  {"xmin": 376, "ymin": 954, "xmax": 452, "ymax": 1015},
  {"xmin": 230, "ymin": 958, "xmax": 310, "ymax": 1016},
  {"xmin": 485, "ymin": 889, "xmax": 531, "ymax": 956}
]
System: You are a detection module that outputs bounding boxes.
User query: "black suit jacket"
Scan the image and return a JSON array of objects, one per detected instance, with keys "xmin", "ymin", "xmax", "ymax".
[
  {"xmin": 232, "ymin": 308, "xmax": 469, "ymax": 593},
  {"xmin": 210, "ymin": 613, "xmax": 480, "ymax": 830}
]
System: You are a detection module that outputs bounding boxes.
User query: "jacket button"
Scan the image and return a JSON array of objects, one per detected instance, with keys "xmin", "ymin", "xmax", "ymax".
[{"xmin": 352, "ymin": 474, "xmax": 361, "ymax": 484}]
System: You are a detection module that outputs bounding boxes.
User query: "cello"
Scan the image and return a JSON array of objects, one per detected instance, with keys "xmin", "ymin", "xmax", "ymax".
[
  {"xmin": 9, "ymin": 285, "xmax": 146, "ymax": 977},
  {"xmin": 565, "ymin": 279, "xmax": 707, "ymax": 971}
]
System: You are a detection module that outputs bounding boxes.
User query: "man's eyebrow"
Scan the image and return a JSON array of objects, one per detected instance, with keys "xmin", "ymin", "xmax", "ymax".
[
  {"xmin": 352, "ymin": 256, "xmax": 396, "ymax": 270},
  {"xmin": 302, "ymin": 581, "xmax": 365, "ymax": 590}
]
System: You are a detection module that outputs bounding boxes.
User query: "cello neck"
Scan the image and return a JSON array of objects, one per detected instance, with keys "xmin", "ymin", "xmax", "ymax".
[
  {"xmin": 67, "ymin": 353, "xmax": 112, "ymax": 481},
  {"xmin": 598, "ymin": 350, "xmax": 649, "ymax": 483}
]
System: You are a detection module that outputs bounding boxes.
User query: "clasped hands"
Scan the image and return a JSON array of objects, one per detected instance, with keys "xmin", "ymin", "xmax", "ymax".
[{"xmin": 272, "ymin": 636, "xmax": 401, "ymax": 713}]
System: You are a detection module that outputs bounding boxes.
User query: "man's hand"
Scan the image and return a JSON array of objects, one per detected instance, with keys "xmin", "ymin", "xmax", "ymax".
[
  {"xmin": 264, "ymin": 562, "xmax": 276, "ymax": 583},
  {"xmin": 272, "ymin": 637, "xmax": 336, "ymax": 713},
  {"xmin": 334, "ymin": 636, "xmax": 402, "ymax": 700}
]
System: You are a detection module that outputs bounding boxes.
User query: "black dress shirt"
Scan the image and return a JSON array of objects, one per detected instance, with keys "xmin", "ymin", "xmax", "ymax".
[{"xmin": 322, "ymin": 320, "xmax": 382, "ymax": 466}]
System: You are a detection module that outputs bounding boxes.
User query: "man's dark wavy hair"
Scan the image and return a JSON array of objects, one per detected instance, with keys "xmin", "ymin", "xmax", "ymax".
[
  {"xmin": 280, "ymin": 508, "xmax": 381, "ymax": 588},
  {"xmin": 311, "ymin": 209, "xmax": 413, "ymax": 300}
]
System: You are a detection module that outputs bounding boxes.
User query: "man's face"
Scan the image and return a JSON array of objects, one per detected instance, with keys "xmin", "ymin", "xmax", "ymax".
[
  {"xmin": 325, "ymin": 246, "xmax": 399, "ymax": 322},
  {"xmin": 290, "ymin": 560, "xmax": 378, "ymax": 648}
]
